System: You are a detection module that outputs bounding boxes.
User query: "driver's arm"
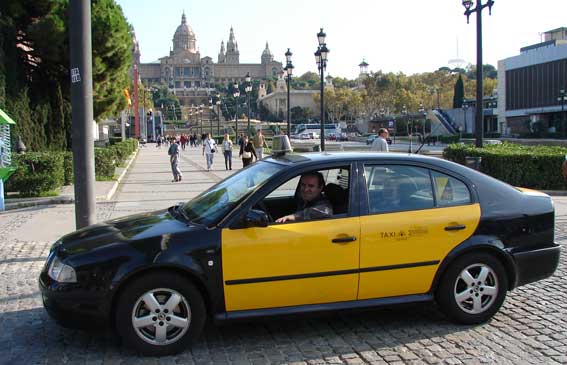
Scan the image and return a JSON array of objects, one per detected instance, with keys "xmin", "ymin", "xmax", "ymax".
[{"xmin": 275, "ymin": 214, "xmax": 296, "ymax": 223}]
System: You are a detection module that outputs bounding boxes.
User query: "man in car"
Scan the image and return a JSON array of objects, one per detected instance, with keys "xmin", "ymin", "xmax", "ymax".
[
  {"xmin": 275, "ymin": 172, "xmax": 333, "ymax": 223},
  {"xmin": 371, "ymin": 128, "xmax": 389, "ymax": 152}
]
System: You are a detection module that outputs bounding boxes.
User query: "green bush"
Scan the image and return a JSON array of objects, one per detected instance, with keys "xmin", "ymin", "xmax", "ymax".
[
  {"xmin": 439, "ymin": 135, "xmax": 460, "ymax": 144},
  {"xmin": 62, "ymin": 151, "xmax": 73, "ymax": 185},
  {"xmin": 6, "ymin": 152, "xmax": 65, "ymax": 196},
  {"xmin": 95, "ymin": 147, "xmax": 116, "ymax": 180},
  {"xmin": 443, "ymin": 143, "xmax": 567, "ymax": 190}
]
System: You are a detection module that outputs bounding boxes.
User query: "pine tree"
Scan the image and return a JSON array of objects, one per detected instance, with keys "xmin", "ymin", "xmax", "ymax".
[{"xmin": 453, "ymin": 74, "xmax": 465, "ymax": 108}]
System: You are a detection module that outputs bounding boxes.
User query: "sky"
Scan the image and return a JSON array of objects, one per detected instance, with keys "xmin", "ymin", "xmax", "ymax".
[{"xmin": 116, "ymin": 0, "xmax": 567, "ymax": 80}]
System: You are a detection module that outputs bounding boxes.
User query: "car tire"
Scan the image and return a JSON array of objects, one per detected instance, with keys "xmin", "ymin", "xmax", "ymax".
[
  {"xmin": 436, "ymin": 252, "xmax": 507, "ymax": 324},
  {"xmin": 115, "ymin": 272, "xmax": 206, "ymax": 356}
]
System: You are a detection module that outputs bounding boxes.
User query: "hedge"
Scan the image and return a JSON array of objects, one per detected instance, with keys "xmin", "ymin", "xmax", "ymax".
[
  {"xmin": 443, "ymin": 143, "xmax": 567, "ymax": 190},
  {"xmin": 5, "ymin": 139, "xmax": 138, "ymax": 196},
  {"xmin": 6, "ymin": 152, "xmax": 65, "ymax": 197}
]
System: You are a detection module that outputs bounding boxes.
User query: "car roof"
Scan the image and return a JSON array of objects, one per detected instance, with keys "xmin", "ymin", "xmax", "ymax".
[{"xmin": 266, "ymin": 151, "xmax": 446, "ymax": 166}]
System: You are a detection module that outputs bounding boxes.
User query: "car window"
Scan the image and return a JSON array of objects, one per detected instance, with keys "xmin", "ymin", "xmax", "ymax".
[
  {"xmin": 183, "ymin": 161, "xmax": 283, "ymax": 225},
  {"xmin": 365, "ymin": 165, "xmax": 434, "ymax": 214},
  {"xmin": 261, "ymin": 167, "xmax": 350, "ymax": 223},
  {"xmin": 431, "ymin": 171, "xmax": 471, "ymax": 207}
]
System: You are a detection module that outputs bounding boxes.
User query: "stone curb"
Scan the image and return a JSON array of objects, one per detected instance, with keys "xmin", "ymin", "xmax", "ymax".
[{"xmin": 1, "ymin": 148, "xmax": 140, "ymax": 212}]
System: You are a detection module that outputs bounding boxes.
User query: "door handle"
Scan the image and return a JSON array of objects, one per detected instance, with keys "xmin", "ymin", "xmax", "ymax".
[
  {"xmin": 332, "ymin": 236, "xmax": 357, "ymax": 243},
  {"xmin": 445, "ymin": 225, "xmax": 466, "ymax": 231}
]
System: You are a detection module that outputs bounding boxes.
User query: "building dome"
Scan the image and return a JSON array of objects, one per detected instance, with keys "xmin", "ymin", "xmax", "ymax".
[
  {"xmin": 173, "ymin": 12, "xmax": 196, "ymax": 53},
  {"xmin": 261, "ymin": 42, "xmax": 273, "ymax": 64}
]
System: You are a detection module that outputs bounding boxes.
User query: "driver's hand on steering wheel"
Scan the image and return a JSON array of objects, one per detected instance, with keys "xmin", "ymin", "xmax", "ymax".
[{"xmin": 275, "ymin": 214, "xmax": 296, "ymax": 223}]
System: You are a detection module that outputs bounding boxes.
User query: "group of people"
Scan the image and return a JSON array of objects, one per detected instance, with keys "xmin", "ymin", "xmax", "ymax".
[{"xmin": 167, "ymin": 130, "xmax": 268, "ymax": 182}]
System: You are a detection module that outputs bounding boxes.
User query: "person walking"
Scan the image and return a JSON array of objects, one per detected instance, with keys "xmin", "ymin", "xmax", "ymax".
[
  {"xmin": 253, "ymin": 129, "xmax": 267, "ymax": 160},
  {"xmin": 371, "ymin": 128, "xmax": 390, "ymax": 152},
  {"xmin": 202, "ymin": 133, "xmax": 217, "ymax": 171},
  {"xmin": 239, "ymin": 135, "xmax": 257, "ymax": 168},
  {"xmin": 168, "ymin": 140, "xmax": 182, "ymax": 182},
  {"xmin": 222, "ymin": 133, "xmax": 234, "ymax": 170}
]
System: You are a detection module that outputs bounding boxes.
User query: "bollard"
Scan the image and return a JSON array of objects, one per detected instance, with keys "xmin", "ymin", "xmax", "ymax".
[{"xmin": 465, "ymin": 156, "xmax": 482, "ymax": 171}]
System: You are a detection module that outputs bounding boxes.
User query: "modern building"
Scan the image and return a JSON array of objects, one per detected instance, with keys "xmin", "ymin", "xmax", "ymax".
[
  {"xmin": 139, "ymin": 12, "xmax": 283, "ymax": 110},
  {"xmin": 497, "ymin": 27, "xmax": 567, "ymax": 136}
]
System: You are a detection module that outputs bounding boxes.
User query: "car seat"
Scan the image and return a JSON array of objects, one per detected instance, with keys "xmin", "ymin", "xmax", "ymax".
[{"xmin": 323, "ymin": 183, "xmax": 348, "ymax": 215}]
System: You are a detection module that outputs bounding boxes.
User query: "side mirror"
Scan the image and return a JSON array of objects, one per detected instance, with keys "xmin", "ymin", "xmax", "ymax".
[{"xmin": 233, "ymin": 209, "xmax": 269, "ymax": 229}]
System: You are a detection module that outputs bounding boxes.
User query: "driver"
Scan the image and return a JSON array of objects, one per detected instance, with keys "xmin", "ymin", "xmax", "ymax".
[{"xmin": 275, "ymin": 172, "xmax": 333, "ymax": 223}]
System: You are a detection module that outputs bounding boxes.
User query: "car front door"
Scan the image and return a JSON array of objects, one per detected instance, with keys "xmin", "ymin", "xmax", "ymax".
[
  {"xmin": 221, "ymin": 165, "xmax": 360, "ymax": 312},
  {"xmin": 358, "ymin": 164, "xmax": 480, "ymax": 300}
]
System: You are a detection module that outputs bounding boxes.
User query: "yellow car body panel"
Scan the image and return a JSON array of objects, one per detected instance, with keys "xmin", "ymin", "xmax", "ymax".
[
  {"xmin": 222, "ymin": 217, "xmax": 360, "ymax": 311},
  {"xmin": 358, "ymin": 204, "xmax": 481, "ymax": 299}
]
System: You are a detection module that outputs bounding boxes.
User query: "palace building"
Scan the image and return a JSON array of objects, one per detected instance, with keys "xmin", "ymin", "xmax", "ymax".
[{"xmin": 139, "ymin": 12, "xmax": 283, "ymax": 102}]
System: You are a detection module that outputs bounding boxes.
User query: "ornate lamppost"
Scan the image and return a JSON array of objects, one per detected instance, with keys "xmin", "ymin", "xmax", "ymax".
[
  {"xmin": 233, "ymin": 82, "xmax": 240, "ymax": 139},
  {"xmin": 245, "ymin": 72, "xmax": 252, "ymax": 136},
  {"xmin": 402, "ymin": 105, "xmax": 412, "ymax": 153},
  {"xmin": 284, "ymin": 48, "xmax": 294, "ymax": 138},
  {"xmin": 315, "ymin": 28, "xmax": 329, "ymax": 151},
  {"xmin": 558, "ymin": 89, "xmax": 566, "ymax": 138},
  {"xmin": 208, "ymin": 98, "xmax": 214, "ymax": 136},
  {"xmin": 216, "ymin": 98, "xmax": 222, "ymax": 137},
  {"xmin": 418, "ymin": 103, "xmax": 426, "ymax": 138},
  {"xmin": 462, "ymin": 0, "xmax": 494, "ymax": 147},
  {"xmin": 199, "ymin": 104, "xmax": 204, "ymax": 135},
  {"xmin": 462, "ymin": 101, "xmax": 470, "ymax": 134}
]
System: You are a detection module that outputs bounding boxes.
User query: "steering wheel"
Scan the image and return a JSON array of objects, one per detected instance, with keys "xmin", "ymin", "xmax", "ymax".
[{"xmin": 256, "ymin": 201, "xmax": 274, "ymax": 222}]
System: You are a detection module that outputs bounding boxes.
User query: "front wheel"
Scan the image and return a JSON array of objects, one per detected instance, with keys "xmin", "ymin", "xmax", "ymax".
[
  {"xmin": 436, "ymin": 253, "xmax": 508, "ymax": 324},
  {"xmin": 115, "ymin": 272, "xmax": 206, "ymax": 356}
]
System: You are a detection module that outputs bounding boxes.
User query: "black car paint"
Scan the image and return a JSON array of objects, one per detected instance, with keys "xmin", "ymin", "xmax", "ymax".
[{"xmin": 40, "ymin": 152, "xmax": 559, "ymax": 326}]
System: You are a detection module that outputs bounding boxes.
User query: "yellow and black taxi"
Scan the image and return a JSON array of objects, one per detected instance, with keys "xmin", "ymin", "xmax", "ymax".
[{"xmin": 40, "ymin": 137, "xmax": 560, "ymax": 356}]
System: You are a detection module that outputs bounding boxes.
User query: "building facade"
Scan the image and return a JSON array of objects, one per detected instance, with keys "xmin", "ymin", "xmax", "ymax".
[
  {"xmin": 139, "ymin": 12, "xmax": 283, "ymax": 99},
  {"xmin": 497, "ymin": 27, "xmax": 567, "ymax": 136}
]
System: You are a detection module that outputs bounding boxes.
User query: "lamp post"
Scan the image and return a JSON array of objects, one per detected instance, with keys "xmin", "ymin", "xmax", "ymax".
[
  {"xmin": 402, "ymin": 105, "xmax": 412, "ymax": 153},
  {"xmin": 284, "ymin": 48, "xmax": 294, "ymax": 138},
  {"xmin": 199, "ymin": 104, "xmax": 204, "ymax": 135},
  {"xmin": 558, "ymin": 89, "xmax": 567, "ymax": 138},
  {"xmin": 315, "ymin": 28, "xmax": 329, "ymax": 151},
  {"xmin": 462, "ymin": 0, "xmax": 494, "ymax": 148},
  {"xmin": 245, "ymin": 72, "xmax": 252, "ymax": 136},
  {"xmin": 216, "ymin": 99, "xmax": 222, "ymax": 137},
  {"xmin": 462, "ymin": 101, "xmax": 470, "ymax": 134},
  {"xmin": 418, "ymin": 103, "xmax": 426, "ymax": 138},
  {"xmin": 233, "ymin": 82, "xmax": 240, "ymax": 139},
  {"xmin": 208, "ymin": 98, "xmax": 214, "ymax": 136}
]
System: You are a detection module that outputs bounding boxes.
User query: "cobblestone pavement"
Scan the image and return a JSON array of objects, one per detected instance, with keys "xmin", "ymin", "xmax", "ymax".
[{"xmin": 1, "ymin": 152, "xmax": 566, "ymax": 364}]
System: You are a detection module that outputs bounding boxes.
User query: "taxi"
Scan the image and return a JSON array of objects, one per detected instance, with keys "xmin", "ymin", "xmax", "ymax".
[{"xmin": 39, "ymin": 136, "xmax": 560, "ymax": 356}]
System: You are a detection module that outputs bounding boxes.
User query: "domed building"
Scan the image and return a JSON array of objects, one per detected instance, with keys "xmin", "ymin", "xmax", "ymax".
[{"xmin": 140, "ymin": 12, "xmax": 283, "ymax": 109}]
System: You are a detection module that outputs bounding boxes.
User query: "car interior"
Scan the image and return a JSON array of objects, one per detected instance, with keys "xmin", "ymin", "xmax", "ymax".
[{"xmin": 254, "ymin": 167, "xmax": 350, "ymax": 223}]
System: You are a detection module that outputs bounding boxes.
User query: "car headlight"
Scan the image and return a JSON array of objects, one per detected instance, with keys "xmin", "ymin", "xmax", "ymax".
[{"xmin": 48, "ymin": 256, "xmax": 77, "ymax": 283}]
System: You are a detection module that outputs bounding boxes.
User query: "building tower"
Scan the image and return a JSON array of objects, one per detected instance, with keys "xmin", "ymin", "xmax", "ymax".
[
  {"xmin": 172, "ymin": 12, "xmax": 196, "ymax": 53},
  {"xmin": 218, "ymin": 41, "xmax": 226, "ymax": 63},
  {"xmin": 357, "ymin": 59, "xmax": 369, "ymax": 88},
  {"xmin": 261, "ymin": 42, "xmax": 274, "ymax": 64},
  {"xmin": 225, "ymin": 27, "xmax": 240, "ymax": 64}
]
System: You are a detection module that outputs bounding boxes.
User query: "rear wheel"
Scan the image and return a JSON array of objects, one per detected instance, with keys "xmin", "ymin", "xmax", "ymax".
[
  {"xmin": 436, "ymin": 253, "xmax": 508, "ymax": 324},
  {"xmin": 115, "ymin": 272, "xmax": 206, "ymax": 356}
]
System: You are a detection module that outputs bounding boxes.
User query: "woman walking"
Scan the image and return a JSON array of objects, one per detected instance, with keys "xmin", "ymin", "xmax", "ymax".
[
  {"xmin": 222, "ymin": 133, "xmax": 234, "ymax": 170},
  {"xmin": 202, "ymin": 133, "xmax": 217, "ymax": 171},
  {"xmin": 239, "ymin": 135, "xmax": 257, "ymax": 168}
]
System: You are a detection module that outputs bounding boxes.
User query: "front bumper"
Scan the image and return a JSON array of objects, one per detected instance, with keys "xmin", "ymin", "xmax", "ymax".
[
  {"xmin": 39, "ymin": 272, "xmax": 110, "ymax": 328},
  {"xmin": 512, "ymin": 244, "xmax": 561, "ymax": 288}
]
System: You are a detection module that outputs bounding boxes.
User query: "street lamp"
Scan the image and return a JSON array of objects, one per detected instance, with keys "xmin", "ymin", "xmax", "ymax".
[
  {"xmin": 418, "ymin": 103, "xmax": 426, "ymax": 138},
  {"xmin": 462, "ymin": 0, "xmax": 494, "ymax": 147},
  {"xmin": 284, "ymin": 48, "xmax": 294, "ymax": 138},
  {"xmin": 245, "ymin": 72, "xmax": 252, "ymax": 136},
  {"xmin": 315, "ymin": 28, "xmax": 329, "ymax": 151},
  {"xmin": 462, "ymin": 101, "xmax": 470, "ymax": 134},
  {"xmin": 558, "ymin": 89, "xmax": 567, "ymax": 138},
  {"xmin": 199, "ymin": 104, "xmax": 204, "ymax": 135},
  {"xmin": 401, "ymin": 105, "xmax": 412, "ymax": 153},
  {"xmin": 233, "ymin": 82, "xmax": 240, "ymax": 139},
  {"xmin": 208, "ymin": 98, "xmax": 214, "ymax": 136},
  {"xmin": 216, "ymin": 99, "xmax": 222, "ymax": 137}
]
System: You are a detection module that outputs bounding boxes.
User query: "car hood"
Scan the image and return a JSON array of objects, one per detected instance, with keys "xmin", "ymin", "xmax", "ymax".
[{"xmin": 57, "ymin": 207, "xmax": 200, "ymax": 256}]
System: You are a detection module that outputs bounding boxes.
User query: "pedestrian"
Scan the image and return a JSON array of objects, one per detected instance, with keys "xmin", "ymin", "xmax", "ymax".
[
  {"xmin": 253, "ymin": 129, "xmax": 267, "ymax": 160},
  {"xmin": 156, "ymin": 135, "xmax": 162, "ymax": 148},
  {"xmin": 238, "ymin": 133, "xmax": 245, "ymax": 150},
  {"xmin": 371, "ymin": 128, "xmax": 390, "ymax": 152},
  {"xmin": 168, "ymin": 139, "xmax": 182, "ymax": 182},
  {"xmin": 202, "ymin": 133, "xmax": 217, "ymax": 171},
  {"xmin": 239, "ymin": 135, "xmax": 257, "ymax": 168},
  {"xmin": 222, "ymin": 133, "xmax": 234, "ymax": 170},
  {"xmin": 180, "ymin": 134, "xmax": 187, "ymax": 151}
]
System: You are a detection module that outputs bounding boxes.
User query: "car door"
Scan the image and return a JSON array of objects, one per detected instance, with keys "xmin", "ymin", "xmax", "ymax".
[
  {"xmin": 221, "ymin": 165, "xmax": 360, "ymax": 312},
  {"xmin": 358, "ymin": 164, "xmax": 480, "ymax": 300}
]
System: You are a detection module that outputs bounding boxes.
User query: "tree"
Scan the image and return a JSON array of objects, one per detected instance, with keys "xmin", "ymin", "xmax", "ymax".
[{"xmin": 453, "ymin": 74, "xmax": 465, "ymax": 108}]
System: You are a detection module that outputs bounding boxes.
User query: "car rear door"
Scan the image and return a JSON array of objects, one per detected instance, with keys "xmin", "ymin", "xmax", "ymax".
[
  {"xmin": 358, "ymin": 163, "xmax": 481, "ymax": 300},
  {"xmin": 221, "ymin": 164, "xmax": 361, "ymax": 312}
]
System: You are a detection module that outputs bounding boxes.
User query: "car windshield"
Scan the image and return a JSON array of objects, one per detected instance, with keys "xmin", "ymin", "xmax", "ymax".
[{"xmin": 182, "ymin": 161, "xmax": 283, "ymax": 225}]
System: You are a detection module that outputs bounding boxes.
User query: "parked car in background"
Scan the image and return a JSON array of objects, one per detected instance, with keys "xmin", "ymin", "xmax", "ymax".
[{"xmin": 366, "ymin": 134, "xmax": 378, "ymax": 145}]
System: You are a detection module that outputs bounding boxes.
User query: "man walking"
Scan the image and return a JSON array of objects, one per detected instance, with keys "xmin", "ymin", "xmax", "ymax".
[
  {"xmin": 371, "ymin": 128, "xmax": 390, "ymax": 152},
  {"xmin": 253, "ymin": 129, "xmax": 266, "ymax": 160},
  {"xmin": 168, "ymin": 140, "xmax": 182, "ymax": 182},
  {"xmin": 202, "ymin": 133, "xmax": 217, "ymax": 171}
]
